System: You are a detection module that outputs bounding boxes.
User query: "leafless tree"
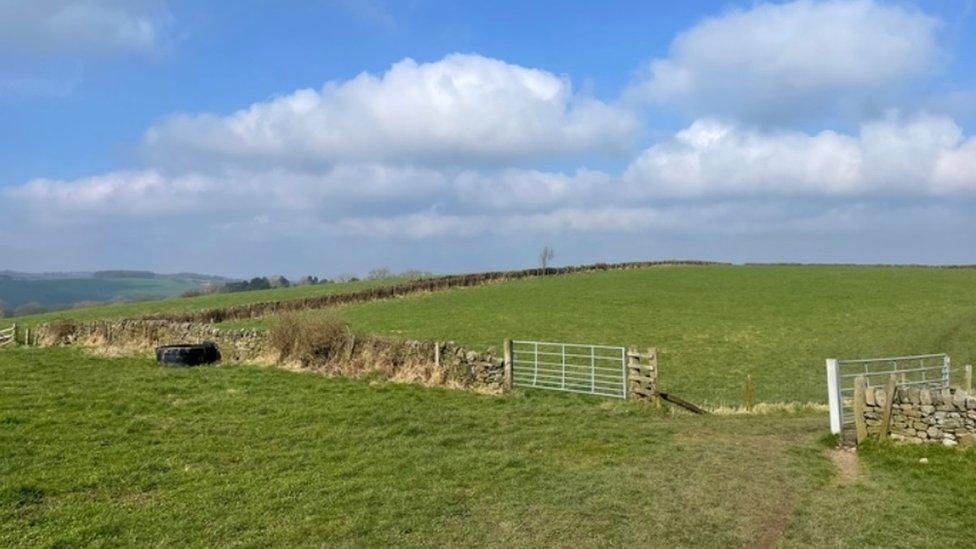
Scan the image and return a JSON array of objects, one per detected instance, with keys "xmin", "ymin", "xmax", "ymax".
[{"xmin": 539, "ymin": 246, "xmax": 554, "ymax": 272}]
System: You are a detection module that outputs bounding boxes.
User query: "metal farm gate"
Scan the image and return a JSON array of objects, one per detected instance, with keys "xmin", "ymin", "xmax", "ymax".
[
  {"xmin": 510, "ymin": 340, "xmax": 628, "ymax": 399},
  {"xmin": 826, "ymin": 353, "xmax": 950, "ymax": 436}
]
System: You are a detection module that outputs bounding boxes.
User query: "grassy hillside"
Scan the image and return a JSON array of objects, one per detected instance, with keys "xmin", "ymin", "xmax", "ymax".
[
  {"xmin": 1, "ymin": 277, "xmax": 401, "ymax": 328},
  {"xmin": 225, "ymin": 265, "xmax": 976, "ymax": 405},
  {"xmin": 9, "ymin": 264, "xmax": 976, "ymax": 405},
  {"xmin": 3, "ymin": 348, "xmax": 973, "ymax": 546},
  {"xmin": 0, "ymin": 276, "xmax": 206, "ymax": 312}
]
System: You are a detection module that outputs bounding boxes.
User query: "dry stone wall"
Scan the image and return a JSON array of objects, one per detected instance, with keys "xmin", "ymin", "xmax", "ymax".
[
  {"xmin": 35, "ymin": 319, "xmax": 506, "ymax": 392},
  {"xmin": 138, "ymin": 260, "xmax": 726, "ymax": 324},
  {"xmin": 858, "ymin": 385, "xmax": 976, "ymax": 447}
]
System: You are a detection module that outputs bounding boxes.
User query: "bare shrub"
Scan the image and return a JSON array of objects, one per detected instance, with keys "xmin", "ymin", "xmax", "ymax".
[
  {"xmin": 47, "ymin": 318, "xmax": 78, "ymax": 342},
  {"xmin": 268, "ymin": 313, "xmax": 352, "ymax": 366}
]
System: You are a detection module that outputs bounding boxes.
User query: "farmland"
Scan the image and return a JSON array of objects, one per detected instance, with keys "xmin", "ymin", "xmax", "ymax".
[
  {"xmin": 4, "ymin": 265, "xmax": 976, "ymax": 546},
  {"xmin": 224, "ymin": 265, "xmax": 976, "ymax": 406},
  {"xmin": 2, "ymin": 347, "xmax": 974, "ymax": 547}
]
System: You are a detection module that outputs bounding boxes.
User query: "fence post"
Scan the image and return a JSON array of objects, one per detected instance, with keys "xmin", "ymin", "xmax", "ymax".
[
  {"xmin": 965, "ymin": 364, "xmax": 972, "ymax": 393},
  {"xmin": 12, "ymin": 323, "xmax": 17, "ymax": 345},
  {"xmin": 944, "ymin": 354, "xmax": 951, "ymax": 388},
  {"xmin": 648, "ymin": 347, "xmax": 660, "ymax": 407},
  {"xmin": 743, "ymin": 374, "xmax": 754, "ymax": 412},
  {"xmin": 853, "ymin": 376, "xmax": 868, "ymax": 444},
  {"xmin": 434, "ymin": 341, "xmax": 441, "ymax": 369},
  {"xmin": 826, "ymin": 359, "xmax": 842, "ymax": 435},
  {"xmin": 878, "ymin": 374, "xmax": 897, "ymax": 443},
  {"xmin": 503, "ymin": 339, "xmax": 513, "ymax": 390},
  {"xmin": 627, "ymin": 346, "xmax": 639, "ymax": 400}
]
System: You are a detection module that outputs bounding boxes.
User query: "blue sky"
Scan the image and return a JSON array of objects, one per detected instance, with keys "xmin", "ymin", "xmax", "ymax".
[{"xmin": 2, "ymin": 0, "xmax": 976, "ymax": 277}]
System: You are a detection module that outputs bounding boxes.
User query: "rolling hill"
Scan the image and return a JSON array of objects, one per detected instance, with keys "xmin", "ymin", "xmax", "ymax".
[{"xmin": 0, "ymin": 271, "xmax": 228, "ymax": 315}]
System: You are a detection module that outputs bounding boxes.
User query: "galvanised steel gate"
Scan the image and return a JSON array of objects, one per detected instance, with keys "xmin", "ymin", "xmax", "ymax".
[
  {"xmin": 510, "ymin": 340, "xmax": 627, "ymax": 398},
  {"xmin": 826, "ymin": 353, "xmax": 950, "ymax": 435}
]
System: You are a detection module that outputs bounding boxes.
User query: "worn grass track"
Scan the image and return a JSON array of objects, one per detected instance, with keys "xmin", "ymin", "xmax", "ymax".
[
  {"xmin": 0, "ymin": 347, "xmax": 821, "ymax": 546},
  {"xmin": 2, "ymin": 348, "xmax": 974, "ymax": 547}
]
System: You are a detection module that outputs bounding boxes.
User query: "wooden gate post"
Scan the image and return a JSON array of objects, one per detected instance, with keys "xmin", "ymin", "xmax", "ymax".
[
  {"xmin": 627, "ymin": 346, "xmax": 639, "ymax": 399},
  {"xmin": 627, "ymin": 346, "xmax": 659, "ymax": 403},
  {"xmin": 647, "ymin": 347, "xmax": 660, "ymax": 407},
  {"xmin": 878, "ymin": 374, "xmax": 897, "ymax": 442},
  {"xmin": 853, "ymin": 376, "xmax": 868, "ymax": 444},
  {"xmin": 743, "ymin": 374, "xmax": 754, "ymax": 413}
]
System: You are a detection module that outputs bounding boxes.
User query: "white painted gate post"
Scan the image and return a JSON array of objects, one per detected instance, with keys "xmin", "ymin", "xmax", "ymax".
[{"xmin": 826, "ymin": 358, "xmax": 842, "ymax": 435}]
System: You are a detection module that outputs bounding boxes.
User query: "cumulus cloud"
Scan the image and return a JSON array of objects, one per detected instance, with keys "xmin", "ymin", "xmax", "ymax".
[
  {"xmin": 10, "ymin": 113, "xmax": 976, "ymax": 239},
  {"xmin": 453, "ymin": 168, "xmax": 613, "ymax": 211},
  {"xmin": 624, "ymin": 114, "xmax": 976, "ymax": 197},
  {"xmin": 142, "ymin": 53, "xmax": 640, "ymax": 169},
  {"xmin": 627, "ymin": 0, "xmax": 941, "ymax": 123},
  {"xmin": 8, "ymin": 165, "xmax": 451, "ymax": 223},
  {"xmin": 0, "ymin": 1, "xmax": 170, "ymax": 57}
]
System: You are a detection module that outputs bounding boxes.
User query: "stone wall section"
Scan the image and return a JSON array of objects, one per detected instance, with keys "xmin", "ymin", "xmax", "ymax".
[
  {"xmin": 35, "ymin": 319, "xmax": 506, "ymax": 392},
  {"xmin": 859, "ymin": 385, "xmax": 976, "ymax": 447}
]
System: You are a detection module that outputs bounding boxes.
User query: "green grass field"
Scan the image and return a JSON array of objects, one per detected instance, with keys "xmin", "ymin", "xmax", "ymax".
[
  {"xmin": 222, "ymin": 265, "xmax": 976, "ymax": 406},
  {"xmin": 1, "ymin": 277, "xmax": 401, "ymax": 329},
  {"xmin": 10, "ymin": 264, "xmax": 976, "ymax": 406},
  {"xmin": 2, "ymin": 347, "xmax": 973, "ymax": 547}
]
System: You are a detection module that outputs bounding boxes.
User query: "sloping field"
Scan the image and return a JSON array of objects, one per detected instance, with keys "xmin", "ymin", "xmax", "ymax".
[
  {"xmin": 230, "ymin": 265, "xmax": 976, "ymax": 405},
  {"xmin": 2, "ymin": 348, "xmax": 973, "ymax": 546}
]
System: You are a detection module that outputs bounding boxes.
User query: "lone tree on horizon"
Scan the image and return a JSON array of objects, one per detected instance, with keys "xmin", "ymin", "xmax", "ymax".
[{"xmin": 539, "ymin": 246, "xmax": 554, "ymax": 272}]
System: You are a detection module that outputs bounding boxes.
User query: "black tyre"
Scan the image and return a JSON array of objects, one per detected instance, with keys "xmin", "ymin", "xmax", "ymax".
[{"xmin": 155, "ymin": 342, "xmax": 221, "ymax": 366}]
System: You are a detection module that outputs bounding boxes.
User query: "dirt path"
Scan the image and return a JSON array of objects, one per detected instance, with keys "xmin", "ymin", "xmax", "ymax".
[
  {"xmin": 744, "ymin": 448, "xmax": 861, "ymax": 548},
  {"xmin": 744, "ymin": 493, "xmax": 795, "ymax": 549},
  {"xmin": 828, "ymin": 448, "xmax": 862, "ymax": 485}
]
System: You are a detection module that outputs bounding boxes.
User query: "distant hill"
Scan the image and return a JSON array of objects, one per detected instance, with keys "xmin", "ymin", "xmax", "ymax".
[{"xmin": 0, "ymin": 271, "xmax": 231, "ymax": 316}]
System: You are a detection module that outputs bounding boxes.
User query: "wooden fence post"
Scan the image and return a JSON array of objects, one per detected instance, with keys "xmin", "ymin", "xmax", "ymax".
[
  {"xmin": 503, "ymin": 339, "xmax": 513, "ymax": 390},
  {"xmin": 743, "ymin": 374, "xmax": 754, "ymax": 412},
  {"xmin": 627, "ymin": 346, "xmax": 639, "ymax": 400},
  {"xmin": 853, "ymin": 376, "xmax": 868, "ymax": 444},
  {"xmin": 12, "ymin": 323, "xmax": 17, "ymax": 345},
  {"xmin": 648, "ymin": 347, "xmax": 660, "ymax": 407},
  {"xmin": 965, "ymin": 364, "xmax": 973, "ymax": 393},
  {"xmin": 878, "ymin": 374, "xmax": 897, "ymax": 442},
  {"xmin": 434, "ymin": 341, "xmax": 441, "ymax": 369}
]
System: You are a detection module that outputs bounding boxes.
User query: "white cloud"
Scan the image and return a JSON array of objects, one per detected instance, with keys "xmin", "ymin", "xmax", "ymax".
[
  {"xmin": 453, "ymin": 168, "xmax": 613, "ymax": 210},
  {"xmin": 627, "ymin": 0, "xmax": 941, "ymax": 122},
  {"xmin": 0, "ymin": 1, "xmax": 170, "ymax": 57},
  {"xmin": 624, "ymin": 114, "xmax": 976, "ymax": 197},
  {"xmin": 142, "ymin": 53, "xmax": 640, "ymax": 168},
  {"xmin": 8, "ymin": 165, "xmax": 450, "ymax": 222}
]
